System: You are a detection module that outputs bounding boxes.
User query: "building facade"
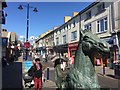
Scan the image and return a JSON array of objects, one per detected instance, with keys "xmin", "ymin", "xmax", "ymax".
[
  {"xmin": 80, "ymin": 1, "xmax": 114, "ymax": 66},
  {"xmin": 35, "ymin": 0, "xmax": 120, "ymax": 67},
  {"xmin": 35, "ymin": 30, "xmax": 54, "ymax": 60},
  {"xmin": 1, "ymin": 29, "xmax": 18, "ymax": 60}
]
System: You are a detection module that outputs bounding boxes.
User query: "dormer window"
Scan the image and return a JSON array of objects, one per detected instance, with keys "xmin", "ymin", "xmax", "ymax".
[
  {"xmin": 85, "ymin": 11, "xmax": 91, "ymax": 21},
  {"xmin": 96, "ymin": 3, "xmax": 105, "ymax": 15},
  {"xmin": 73, "ymin": 21, "xmax": 75, "ymax": 28}
]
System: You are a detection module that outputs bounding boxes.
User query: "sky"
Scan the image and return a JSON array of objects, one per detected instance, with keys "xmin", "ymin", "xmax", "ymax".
[{"xmin": 2, "ymin": 2, "xmax": 93, "ymax": 41}]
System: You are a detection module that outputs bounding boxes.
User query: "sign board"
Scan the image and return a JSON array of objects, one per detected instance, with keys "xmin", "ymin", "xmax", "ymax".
[
  {"xmin": 2, "ymin": 38, "xmax": 8, "ymax": 46},
  {"xmin": 23, "ymin": 61, "xmax": 33, "ymax": 73},
  {"xmin": 24, "ymin": 42, "xmax": 30, "ymax": 48}
]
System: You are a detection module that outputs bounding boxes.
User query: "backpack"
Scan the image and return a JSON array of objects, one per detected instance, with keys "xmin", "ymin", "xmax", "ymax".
[{"xmin": 28, "ymin": 66, "xmax": 35, "ymax": 77}]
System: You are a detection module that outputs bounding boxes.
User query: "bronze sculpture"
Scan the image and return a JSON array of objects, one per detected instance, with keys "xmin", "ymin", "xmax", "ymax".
[{"xmin": 53, "ymin": 29, "xmax": 110, "ymax": 89}]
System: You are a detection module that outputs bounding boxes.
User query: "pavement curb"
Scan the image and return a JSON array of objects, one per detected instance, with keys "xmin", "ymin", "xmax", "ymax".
[{"xmin": 97, "ymin": 73, "xmax": 119, "ymax": 80}]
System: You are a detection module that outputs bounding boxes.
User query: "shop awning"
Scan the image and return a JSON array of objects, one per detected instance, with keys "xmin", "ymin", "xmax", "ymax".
[
  {"xmin": 53, "ymin": 44, "xmax": 68, "ymax": 53},
  {"xmin": 107, "ymin": 38, "xmax": 113, "ymax": 44}
]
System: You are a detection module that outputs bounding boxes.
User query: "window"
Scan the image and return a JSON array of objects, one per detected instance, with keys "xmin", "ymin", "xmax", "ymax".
[
  {"xmin": 84, "ymin": 23, "xmax": 91, "ymax": 30},
  {"xmin": 71, "ymin": 31, "xmax": 77, "ymax": 41},
  {"xmin": 97, "ymin": 17, "xmax": 108, "ymax": 33},
  {"xmin": 63, "ymin": 35, "xmax": 66, "ymax": 44},
  {"xmin": 56, "ymin": 37, "xmax": 59, "ymax": 45},
  {"xmin": 54, "ymin": 31, "xmax": 57, "ymax": 36},
  {"xmin": 73, "ymin": 21, "xmax": 75, "ymax": 28},
  {"xmin": 65, "ymin": 26, "xmax": 67, "ymax": 30},
  {"xmin": 64, "ymin": 26, "xmax": 65, "ymax": 30},
  {"xmin": 86, "ymin": 11, "xmax": 91, "ymax": 20},
  {"xmin": 68, "ymin": 24, "xmax": 71, "ymax": 30},
  {"xmin": 96, "ymin": 3, "xmax": 105, "ymax": 15},
  {"xmin": 57, "ymin": 30, "xmax": 61, "ymax": 34}
]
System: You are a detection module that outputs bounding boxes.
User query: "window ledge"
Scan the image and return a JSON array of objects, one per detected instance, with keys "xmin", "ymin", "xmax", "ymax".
[
  {"xmin": 96, "ymin": 30, "xmax": 107, "ymax": 35},
  {"xmin": 71, "ymin": 39, "xmax": 77, "ymax": 41}
]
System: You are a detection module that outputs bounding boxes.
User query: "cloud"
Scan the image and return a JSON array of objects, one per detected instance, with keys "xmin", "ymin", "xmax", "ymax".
[
  {"xmin": 29, "ymin": 36, "xmax": 35, "ymax": 40},
  {"xmin": 19, "ymin": 35, "xmax": 25, "ymax": 39}
]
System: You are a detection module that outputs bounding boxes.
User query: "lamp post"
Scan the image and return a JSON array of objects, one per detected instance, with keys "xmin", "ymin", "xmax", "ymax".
[{"xmin": 18, "ymin": 3, "xmax": 38, "ymax": 60}]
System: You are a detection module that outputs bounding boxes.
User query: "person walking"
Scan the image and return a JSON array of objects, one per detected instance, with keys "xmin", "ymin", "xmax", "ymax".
[{"xmin": 68, "ymin": 55, "xmax": 75, "ymax": 68}]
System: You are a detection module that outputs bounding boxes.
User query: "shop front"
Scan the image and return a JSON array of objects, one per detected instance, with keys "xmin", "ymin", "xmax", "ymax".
[{"xmin": 53, "ymin": 44, "xmax": 68, "ymax": 54}]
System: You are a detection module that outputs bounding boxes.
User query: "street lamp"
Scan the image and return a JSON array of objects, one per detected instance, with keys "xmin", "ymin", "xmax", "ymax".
[{"xmin": 18, "ymin": 3, "xmax": 38, "ymax": 60}]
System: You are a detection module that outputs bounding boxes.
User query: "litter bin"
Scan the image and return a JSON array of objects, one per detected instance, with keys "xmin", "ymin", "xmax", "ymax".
[{"xmin": 114, "ymin": 64, "xmax": 120, "ymax": 79}]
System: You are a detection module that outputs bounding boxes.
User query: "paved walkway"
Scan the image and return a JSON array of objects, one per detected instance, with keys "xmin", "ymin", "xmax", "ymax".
[
  {"xmin": 17, "ymin": 56, "xmax": 119, "ymax": 89},
  {"xmin": 16, "ymin": 56, "xmax": 57, "ymax": 89},
  {"xmin": 95, "ymin": 66, "xmax": 116, "ymax": 79}
]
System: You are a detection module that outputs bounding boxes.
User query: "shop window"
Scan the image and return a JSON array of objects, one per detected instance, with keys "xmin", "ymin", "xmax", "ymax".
[{"xmin": 71, "ymin": 50, "xmax": 76, "ymax": 57}]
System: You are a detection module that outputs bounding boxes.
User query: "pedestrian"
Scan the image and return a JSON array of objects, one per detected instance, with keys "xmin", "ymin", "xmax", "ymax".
[
  {"xmin": 69, "ymin": 55, "xmax": 74, "ymax": 65},
  {"xmin": 34, "ymin": 52, "xmax": 39, "ymax": 59},
  {"xmin": 68, "ymin": 55, "xmax": 74, "ymax": 68},
  {"xmin": 28, "ymin": 58, "xmax": 43, "ymax": 90}
]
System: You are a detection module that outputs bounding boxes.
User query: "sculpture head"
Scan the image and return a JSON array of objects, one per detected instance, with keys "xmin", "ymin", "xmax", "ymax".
[{"xmin": 80, "ymin": 29, "xmax": 110, "ymax": 55}]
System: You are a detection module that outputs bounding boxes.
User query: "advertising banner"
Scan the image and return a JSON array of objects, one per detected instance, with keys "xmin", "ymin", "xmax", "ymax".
[{"xmin": 23, "ymin": 61, "xmax": 33, "ymax": 73}]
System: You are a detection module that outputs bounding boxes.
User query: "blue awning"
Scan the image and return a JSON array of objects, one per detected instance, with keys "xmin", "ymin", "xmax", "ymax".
[{"xmin": 107, "ymin": 38, "xmax": 113, "ymax": 44}]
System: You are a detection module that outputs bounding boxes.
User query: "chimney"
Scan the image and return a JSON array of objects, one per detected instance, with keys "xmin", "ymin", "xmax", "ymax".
[
  {"xmin": 73, "ymin": 12, "xmax": 79, "ymax": 17},
  {"xmin": 64, "ymin": 16, "xmax": 71, "ymax": 23}
]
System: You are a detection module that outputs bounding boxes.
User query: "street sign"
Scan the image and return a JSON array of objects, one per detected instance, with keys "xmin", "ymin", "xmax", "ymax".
[{"xmin": 24, "ymin": 42, "xmax": 30, "ymax": 48}]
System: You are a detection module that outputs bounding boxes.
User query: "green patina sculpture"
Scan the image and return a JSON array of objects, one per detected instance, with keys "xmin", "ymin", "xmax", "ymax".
[{"xmin": 53, "ymin": 29, "xmax": 110, "ymax": 90}]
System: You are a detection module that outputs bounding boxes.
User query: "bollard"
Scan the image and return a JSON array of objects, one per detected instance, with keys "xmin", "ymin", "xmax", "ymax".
[
  {"xmin": 103, "ymin": 64, "xmax": 105, "ymax": 75},
  {"xmin": 47, "ymin": 67, "xmax": 49, "ymax": 80}
]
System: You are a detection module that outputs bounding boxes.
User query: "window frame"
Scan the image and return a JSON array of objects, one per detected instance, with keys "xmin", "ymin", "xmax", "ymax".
[
  {"xmin": 63, "ymin": 35, "xmax": 67, "ymax": 44},
  {"xmin": 96, "ymin": 17, "xmax": 108, "ymax": 33},
  {"xmin": 71, "ymin": 31, "xmax": 77, "ymax": 41},
  {"xmin": 56, "ymin": 37, "xmax": 59, "ymax": 45},
  {"xmin": 84, "ymin": 23, "xmax": 92, "ymax": 30}
]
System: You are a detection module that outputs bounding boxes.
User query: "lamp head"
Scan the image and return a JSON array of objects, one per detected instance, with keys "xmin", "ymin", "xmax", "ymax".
[
  {"xmin": 18, "ymin": 5, "xmax": 23, "ymax": 10},
  {"xmin": 33, "ymin": 8, "xmax": 38, "ymax": 12}
]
